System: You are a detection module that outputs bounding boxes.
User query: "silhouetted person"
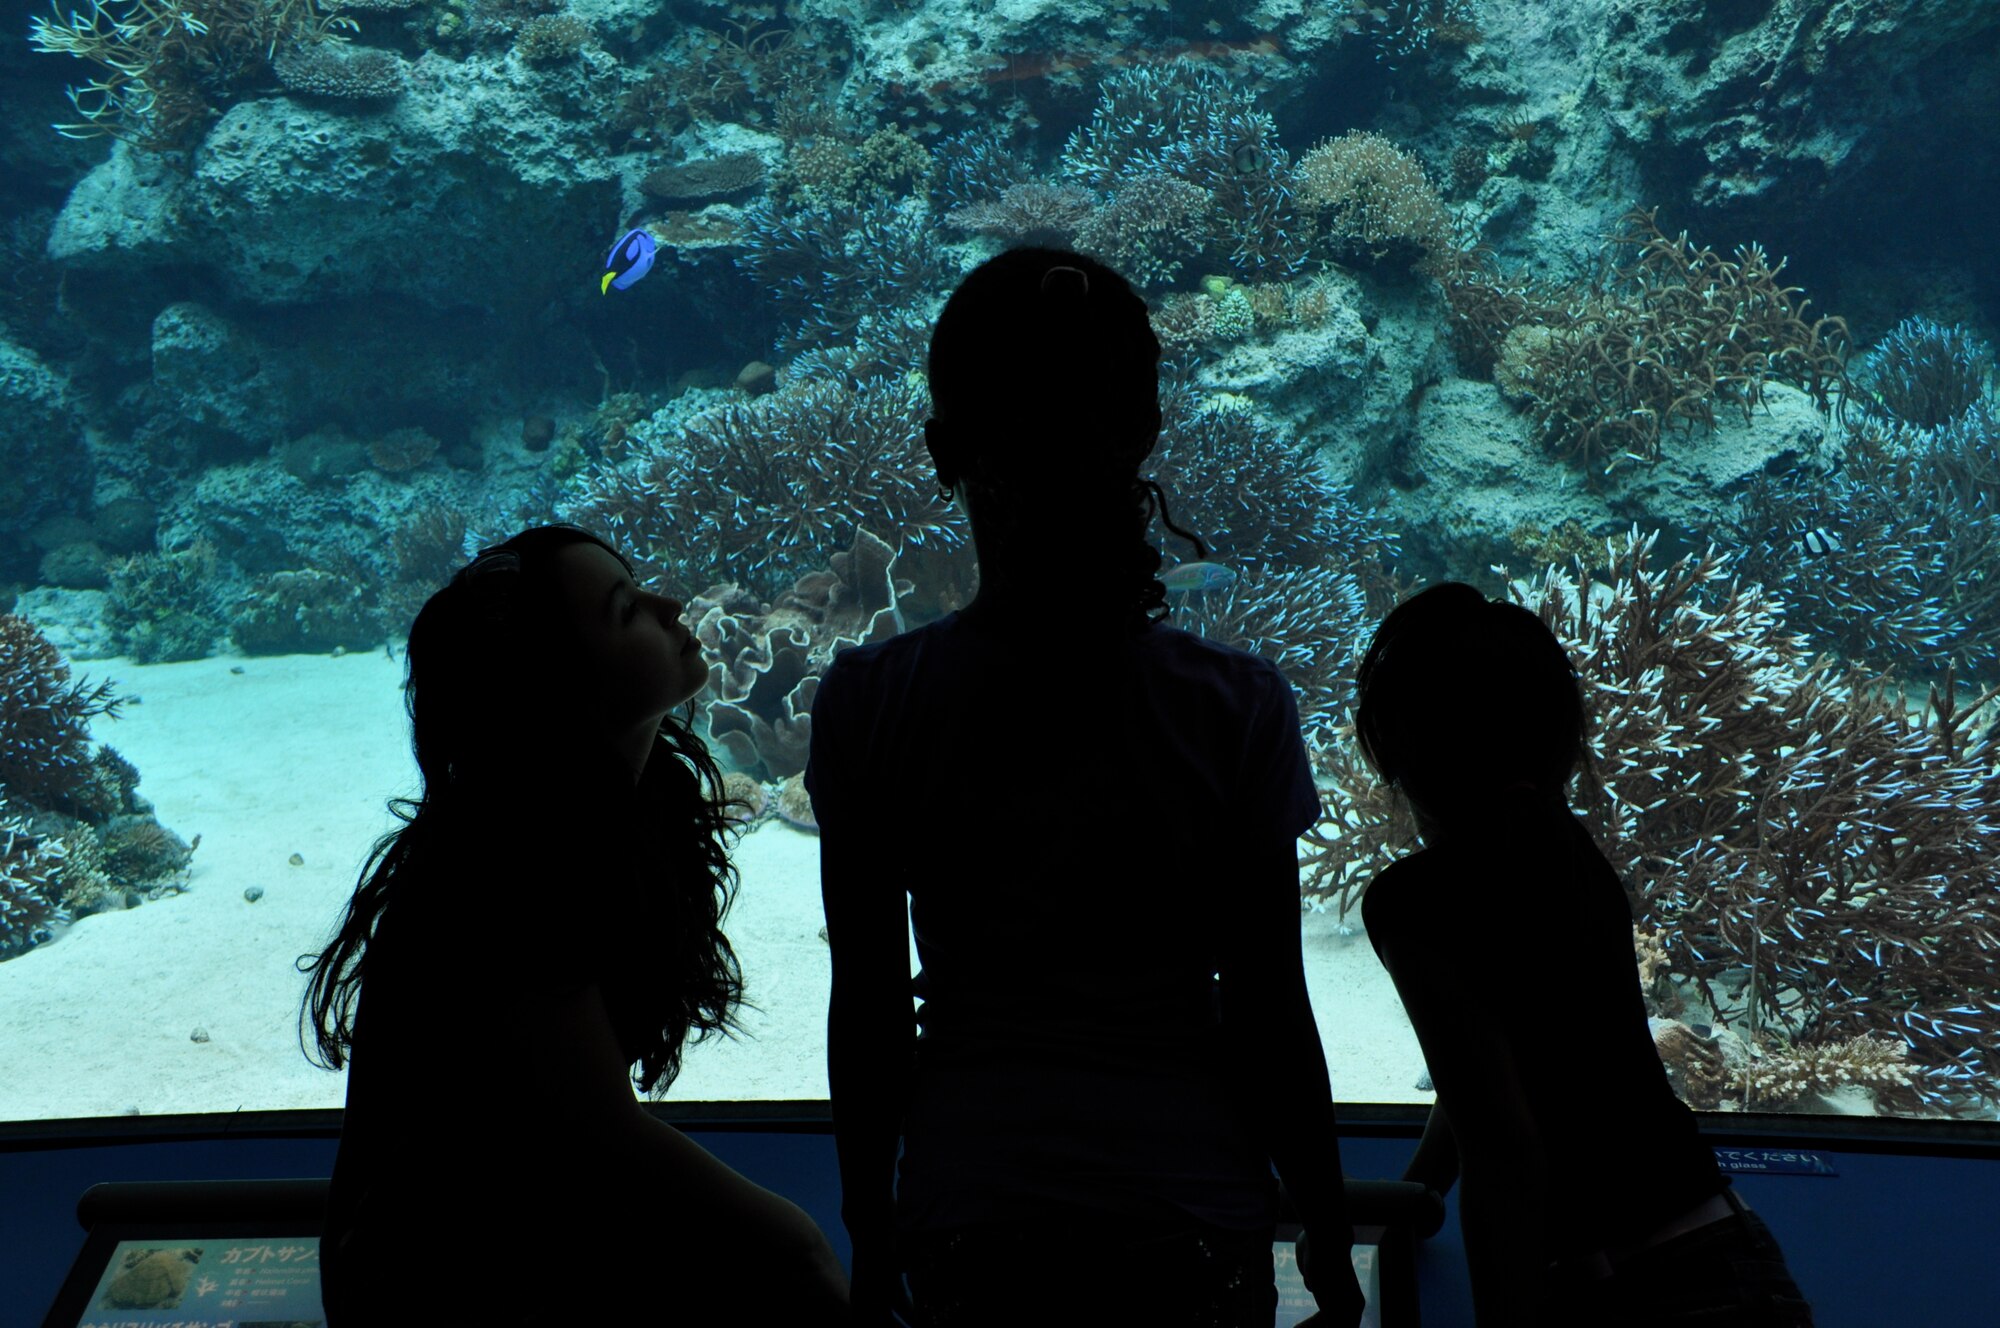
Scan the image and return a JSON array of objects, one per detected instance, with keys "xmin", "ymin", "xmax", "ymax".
[
  {"xmin": 300, "ymin": 524, "xmax": 848, "ymax": 1325},
  {"xmin": 806, "ymin": 248, "xmax": 1367, "ymax": 1328},
  {"xmin": 1352, "ymin": 582, "xmax": 1814, "ymax": 1326}
]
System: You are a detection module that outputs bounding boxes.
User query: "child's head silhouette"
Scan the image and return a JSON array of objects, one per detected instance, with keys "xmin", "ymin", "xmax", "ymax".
[
  {"xmin": 300, "ymin": 522, "xmax": 744, "ymax": 1097},
  {"xmin": 1354, "ymin": 582, "xmax": 1594, "ymax": 836},
  {"xmin": 405, "ymin": 523, "xmax": 706, "ymax": 795},
  {"xmin": 924, "ymin": 247, "xmax": 1205, "ymax": 632}
]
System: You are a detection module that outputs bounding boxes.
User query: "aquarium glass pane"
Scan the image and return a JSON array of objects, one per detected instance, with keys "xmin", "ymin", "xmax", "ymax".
[{"xmin": 3, "ymin": 0, "xmax": 1997, "ymax": 1125}]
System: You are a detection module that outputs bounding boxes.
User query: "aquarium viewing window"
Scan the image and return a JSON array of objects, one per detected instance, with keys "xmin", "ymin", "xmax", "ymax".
[{"xmin": 2, "ymin": 0, "xmax": 1997, "ymax": 1131}]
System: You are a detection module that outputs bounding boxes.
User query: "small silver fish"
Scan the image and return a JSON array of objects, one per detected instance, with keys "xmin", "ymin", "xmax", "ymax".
[{"xmin": 1162, "ymin": 561, "xmax": 1238, "ymax": 593}]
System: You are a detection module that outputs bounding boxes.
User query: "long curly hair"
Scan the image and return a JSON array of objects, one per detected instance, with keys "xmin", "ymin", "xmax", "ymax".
[
  {"xmin": 297, "ymin": 523, "xmax": 749, "ymax": 1097},
  {"xmin": 926, "ymin": 246, "xmax": 1207, "ymax": 631},
  {"xmin": 1352, "ymin": 581, "xmax": 1599, "ymax": 821}
]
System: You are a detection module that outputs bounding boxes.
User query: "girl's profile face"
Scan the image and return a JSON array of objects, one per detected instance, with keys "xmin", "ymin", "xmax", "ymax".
[{"xmin": 550, "ymin": 542, "xmax": 708, "ymax": 731}]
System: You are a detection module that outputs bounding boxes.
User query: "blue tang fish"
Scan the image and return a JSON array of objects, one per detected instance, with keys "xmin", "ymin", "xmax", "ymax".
[
  {"xmin": 602, "ymin": 227, "xmax": 656, "ymax": 294},
  {"xmin": 1161, "ymin": 561, "xmax": 1238, "ymax": 593}
]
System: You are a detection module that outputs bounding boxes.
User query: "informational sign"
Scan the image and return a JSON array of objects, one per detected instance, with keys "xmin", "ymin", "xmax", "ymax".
[
  {"xmin": 73, "ymin": 1237, "xmax": 323, "ymax": 1327},
  {"xmin": 1713, "ymin": 1146, "xmax": 1839, "ymax": 1177}
]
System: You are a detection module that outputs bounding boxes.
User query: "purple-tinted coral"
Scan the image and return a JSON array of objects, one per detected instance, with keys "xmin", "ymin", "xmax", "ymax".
[
  {"xmin": 1060, "ymin": 61, "xmax": 1310, "ymax": 286},
  {"xmin": 735, "ymin": 195, "xmax": 947, "ymax": 353}
]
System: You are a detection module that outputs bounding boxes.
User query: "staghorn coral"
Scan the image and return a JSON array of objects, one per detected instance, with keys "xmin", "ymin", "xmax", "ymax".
[
  {"xmin": 1729, "ymin": 401, "xmax": 2000, "ymax": 679},
  {"xmin": 1854, "ymin": 316, "xmax": 1994, "ymax": 432},
  {"xmin": 0, "ymin": 613, "xmax": 123, "ymax": 815},
  {"xmin": 1489, "ymin": 209, "xmax": 1850, "ymax": 481},
  {"xmin": 689, "ymin": 528, "xmax": 913, "ymax": 780},
  {"xmin": 1295, "ymin": 132, "xmax": 1454, "ymax": 276},
  {"xmin": 566, "ymin": 372, "xmax": 959, "ymax": 605},
  {"xmin": 735, "ymin": 194, "xmax": 947, "ymax": 354},
  {"xmin": 1173, "ymin": 562, "xmax": 1378, "ymax": 752},
  {"xmin": 1305, "ymin": 529, "xmax": 2000, "ymax": 1113}
]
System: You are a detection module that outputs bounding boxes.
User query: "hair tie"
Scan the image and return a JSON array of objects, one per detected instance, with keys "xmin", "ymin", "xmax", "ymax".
[{"xmin": 1040, "ymin": 265, "xmax": 1090, "ymax": 297}]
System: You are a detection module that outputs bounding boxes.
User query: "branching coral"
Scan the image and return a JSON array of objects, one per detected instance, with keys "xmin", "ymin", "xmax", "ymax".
[
  {"xmin": 29, "ymin": 0, "xmax": 358, "ymax": 149},
  {"xmin": 1147, "ymin": 371, "xmax": 1403, "ymax": 594},
  {"xmin": 735, "ymin": 194, "xmax": 947, "ymax": 353},
  {"xmin": 1, "ymin": 613, "xmax": 123, "ymax": 816},
  {"xmin": 929, "ymin": 124, "xmax": 1034, "ymax": 216},
  {"xmin": 1465, "ymin": 209, "xmax": 1851, "ymax": 481},
  {"xmin": 687, "ymin": 528, "xmax": 913, "ymax": 779},
  {"xmin": 1347, "ymin": 0, "xmax": 1484, "ymax": 68},
  {"xmin": 1304, "ymin": 529, "xmax": 2000, "ymax": 1113},
  {"xmin": 565, "ymin": 372, "xmax": 962, "ymax": 604},
  {"xmin": 1854, "ymin": 316, "xmax": 1994, "ymax": 431},
  {"xmin": 1173, "ymin": 563, "xmax": 1377, "ymax": 751},
  {"xmin": 1, "ymin": 815, "xmax": 69, "ymax": 959},
  {"xmin": 1072, "ymin": 175, "xmax": 1213, "ymax": 288},
  {"xmin": 1060, "ymin": 61, "xmax": 1311, "ymax": 287},
  {"xmin": 1730, "ymin": 401, "xmax": 2000, "ymax": 680},
  {"xmin": 1295, "ymin": 132, "xmax": 1454, "ymax": 276},
  {"xmin": 944, "ymin": 181, "xmax": 1099, "ymax": 248}
]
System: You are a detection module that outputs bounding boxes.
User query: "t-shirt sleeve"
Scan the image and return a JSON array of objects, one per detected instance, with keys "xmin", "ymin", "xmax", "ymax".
[
  {"xmin": 803, "ymin": 654, "xmax": 852, "ymax": 834},
  {"xmin": 1237, "ymin": 661, "xmax": 1323, "ymax": 847}
]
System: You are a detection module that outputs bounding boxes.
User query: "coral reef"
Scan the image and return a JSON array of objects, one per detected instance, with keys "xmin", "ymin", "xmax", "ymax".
[
  {"xmin": 0, "ymin": 616, "xmax": 191, "ymax": 958},
  {"xmin": 1730, "ymin": 401, "xmax": 2000, "ymax": 679},
  {"xmin": 1059, "ymin": 61, "xmax": 1311, "ymax": 286},
  {"xmin": 0, "ymin": 815, "xmax": 69, "ymax": 959},
  {"xmin": 688, "ymin": 528, "xmax": 912, "ymax": 780},
  {"xmin": 1854, "ymin": 317, "xmax": 1994, "ymax": 432},
  {"xmin": 1294, "ymin": 132, "xmax": 1454, "ymax": 276},
  {"xmin": 228, "ymin": 568, "xmax": 384, "ymax": 655},
  {"xmin": 774, "ymin": 772, "xmax": 816, "ymax": 833},
  {"xmin": 514, "ymin": 16, "xmax": 594, "ymax": 66},
  {"xmin": 1307, "ymin": 530, "xmax": 2000, "ymax": 1112},
  {"xmin": 272, "ymin": 42, "xmax": 408, "ymax": 100},
  {"xmin": 736, "ymin": 194, "xmax": 947, "ymax": 353},
  {"xmin": 1443, "ymin": 209, "xmax": 1850, "ymax": 480},
  {"xmin": 566, "ymin": 372, "xmax": 956, "ymax": 604},
  {"xmin": 29, "ymin": 0, "xmax": 360, "ymax": 149},
  {"xmin": 0, "ymin": 613, "xmax": 123, "ymax": 815}
]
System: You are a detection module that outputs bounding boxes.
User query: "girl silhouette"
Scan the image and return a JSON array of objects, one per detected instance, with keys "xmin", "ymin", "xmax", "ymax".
[
  {"xmin": 300, "ymin": 524, "xmax": 849, "ymax": 1324},
  {"xmin": 1352, "ymin": 581, "xmax": 1814, "ymax": 1325},
  {"xmin": 806, "ymin": 248, "xmax": 1367, "ymax": 1328}
]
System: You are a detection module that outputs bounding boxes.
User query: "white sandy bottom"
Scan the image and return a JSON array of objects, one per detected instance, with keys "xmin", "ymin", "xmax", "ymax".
[{"xmin": 0, "ymin": 651, "xmax": 1428, "ymax": 1122}]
